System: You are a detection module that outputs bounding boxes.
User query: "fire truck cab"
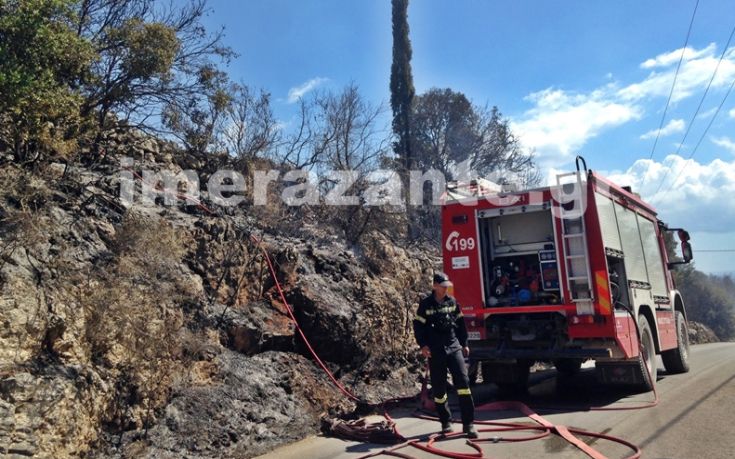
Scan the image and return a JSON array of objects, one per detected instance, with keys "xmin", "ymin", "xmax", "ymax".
[{"xmin": 441, "ymin": 158, "xmax": 693, "ymax": 391}]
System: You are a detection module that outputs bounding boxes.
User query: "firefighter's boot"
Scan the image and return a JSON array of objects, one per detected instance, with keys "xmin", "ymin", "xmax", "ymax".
[
  {"xmin": 434, "ymin": 393, "xmax": 452, "ymax": 433},
  {"xmin": 463, "ymin": 423, "xmax": 479, "ymax": 439}
]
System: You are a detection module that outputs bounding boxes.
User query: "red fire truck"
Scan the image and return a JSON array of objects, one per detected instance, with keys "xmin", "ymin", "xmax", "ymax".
[{"xmin": 442, "ymin": 157, "xmax": 693, "ymax": 391}]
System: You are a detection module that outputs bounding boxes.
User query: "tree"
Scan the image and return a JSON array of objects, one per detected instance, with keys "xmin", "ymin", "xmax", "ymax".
[
  {"xmin": 411, "ymin": 88, "xmax": 475, "ymax": 175},
  {"xmin": 665, "ymin": 231, "xmax": 735, "ymax": 340},
  {"xmin": 313, "ymin": 85, "xmax": 392, "ymax": 243},
  {"xmin": 0, "ymin": 0, "xmax": 94, "ymax": 161},
  {"xmin": 316, "ymin": 84, "xmax": 386, "ymax": 172},
  {"xmin": 275, "ymin": 84, "xmax": 385, "ymax": 173},
  {"xmin": 389, "ymin": 0, "xmax": 414, "ymax": 171},
  {"xmin": 675, "ymin": 268, "xmax": 735, "ymax": 340},
  {"xmin": 74, "ymin": 0, "xmax": 233, "ymax": 132},
  {"xmin": 408, "ymin": 88, "xmax": 538, "ymax": 241},
  {"xmin": 224, "ymin": 83, "xmax": 278, "ymax": 163},
  {"xmin": 0, "ymin": 0, "xmax": 233, "ymax": 161},
  {"xmin": 411, "ymin": 88, "xmax": 537, "ymax": 184},
  {"xmin": 269, "ymin": 84, "xmax": 397, "ymax": 243},
  {"xmin": 162, "ymin": 65, "xmax": 232, "ymax": 157}
]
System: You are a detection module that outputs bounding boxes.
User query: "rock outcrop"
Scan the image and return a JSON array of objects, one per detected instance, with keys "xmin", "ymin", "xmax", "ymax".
[
  {"xmin": 0, "ymin": 140, "xmax": 439, "ymax": 458},
  {"xmin": 688, "ymin": 321, "xmax": 719, "ymax": 345}
]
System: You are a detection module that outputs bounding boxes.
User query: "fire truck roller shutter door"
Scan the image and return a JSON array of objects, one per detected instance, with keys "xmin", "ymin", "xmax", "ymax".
[
  {"xmin": 638, "ymin": 217, "xmax": 669, "ymax": 299},
  {"xmin": 595, "ymin": 193, "xmax": 623, "ymax": 252},
  {"xmin": 615, "ymin": 203, "xmax": 649, "ymax": 285}
]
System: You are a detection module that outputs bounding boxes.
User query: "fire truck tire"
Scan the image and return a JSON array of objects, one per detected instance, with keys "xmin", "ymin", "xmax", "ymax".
[
  {"xmin": 636, "ymin": 315, "xmax": 657, "ymax": 392},
  {"xmin": 661, "ymin": 311, "xmax": 691, "ymax": 374},
  {"xmin": 553, "ymin": 358, "xmax": 583, "ymax": 375}
]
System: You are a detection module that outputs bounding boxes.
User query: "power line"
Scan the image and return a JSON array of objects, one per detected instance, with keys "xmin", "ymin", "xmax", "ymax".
[
  {"xmin": 669, "ymin": 25, "xmax": 735, "ymax": 156},
  {"xmin": 645, "ymin": 0, "xmax": 700, "ymax": 164},
  {"xmin": 654, "ymin": 75, "xmax": 735, "ymax": 197},
  {"xmin": 652, "ymin": 22, "xmax": 735, "ymax": 196},
  {"xmin": 695, "ymin": 249, "xmax": 735, "ymax": 253}
]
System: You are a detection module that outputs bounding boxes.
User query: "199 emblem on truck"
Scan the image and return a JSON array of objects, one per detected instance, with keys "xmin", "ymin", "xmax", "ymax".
[{"xmin": 445, "ymin": 231, "xmax": 475, "ymax": 251}]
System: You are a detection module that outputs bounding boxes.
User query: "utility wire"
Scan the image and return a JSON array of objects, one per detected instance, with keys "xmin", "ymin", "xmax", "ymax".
[
  {"xmin": 652, "ymin": 23, "xmax": 735, "ymax": 196},
  {"xmin": 695, "ymin": 249, "xmax": 735, "ymax": 253},
  {"xmin": 669, "ymin": 25, "xmax": 735, "ymax": 156},
  {"xmin": 654, "ymin": 75, "xmax": 735, "ymax": 196},
  {"xmin": 645, "ymin": 0, "xmax": 700, "ymax": 164}
]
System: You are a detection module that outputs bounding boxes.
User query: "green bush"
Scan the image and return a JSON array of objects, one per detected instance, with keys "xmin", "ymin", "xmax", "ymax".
[{"xmin": 0, "ymin": 0, "xmax": 94, "ymax": 161}]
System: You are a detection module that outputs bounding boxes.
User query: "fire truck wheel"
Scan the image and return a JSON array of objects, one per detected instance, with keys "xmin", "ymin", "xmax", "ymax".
[
  {"xmin": 661, "ymin": 311, "xmax": 691, "ymax": 374},
  {"xmin": 553, "ymin": 358, "xmax": 583, "ymax": 375},
  {"xmin": 637, "ymin": 315, "xmax": 657, "ymax": 392}
]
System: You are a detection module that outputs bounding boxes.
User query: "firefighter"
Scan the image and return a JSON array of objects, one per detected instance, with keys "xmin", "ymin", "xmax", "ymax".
[{"xmin": 413, "ymin": 272, "xmax": 478, "ymax": 438}]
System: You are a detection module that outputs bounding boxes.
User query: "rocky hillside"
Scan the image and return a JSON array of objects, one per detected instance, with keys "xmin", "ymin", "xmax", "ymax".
[
  {"xmin": 0, "ymin": 135, "xmax": 439, "ymax": 458},
  {"xmin": 688, "ymin": 321, "xmax": 719, "ymax": 345}
]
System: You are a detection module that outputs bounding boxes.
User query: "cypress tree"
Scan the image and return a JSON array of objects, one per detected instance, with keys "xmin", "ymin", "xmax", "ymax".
[{"xmin": 390, "ymin": 0, "xmax": 415, "ymax": 171}]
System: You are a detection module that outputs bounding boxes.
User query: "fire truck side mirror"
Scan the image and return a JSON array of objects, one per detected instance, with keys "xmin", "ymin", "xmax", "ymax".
[
  {"xmin": 665, "ymin": 226, "xmax": 693, "ymax": 268},
  {"xmin": 681, "ymin": 241, "xmax": 693, "ymax": 263}
]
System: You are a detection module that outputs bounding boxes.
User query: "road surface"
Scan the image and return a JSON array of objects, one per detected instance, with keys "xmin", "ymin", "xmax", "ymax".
[{"xmin": 257, "ymin": 342, "xmax": 735, "ymax": 459}]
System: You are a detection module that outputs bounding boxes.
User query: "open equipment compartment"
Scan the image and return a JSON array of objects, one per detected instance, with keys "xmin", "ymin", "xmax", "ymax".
[{"xmin": 477, "ymin": 204, "xmax": 562, "ymax": 308}]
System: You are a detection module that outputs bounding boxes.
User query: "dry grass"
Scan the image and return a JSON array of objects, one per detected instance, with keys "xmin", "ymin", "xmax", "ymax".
[{"xmin": 68, "ymin": 212, "xmax": 191, "ymax": 429}]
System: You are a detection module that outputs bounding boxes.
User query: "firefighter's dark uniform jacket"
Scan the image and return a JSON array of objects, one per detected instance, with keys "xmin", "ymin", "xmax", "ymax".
[
  {"xmin": 413, "ymin": 292, "xmax": 474, "ymax": 426},
  {"xmin": 413, "ymin": 293, "xmax": 468, "ymax": 352}
]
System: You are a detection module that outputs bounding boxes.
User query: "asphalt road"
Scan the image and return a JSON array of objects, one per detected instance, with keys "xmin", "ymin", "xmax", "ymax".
[{"xmin": 257, "ymin": 343, "xmax": 735, "ymax": 459}]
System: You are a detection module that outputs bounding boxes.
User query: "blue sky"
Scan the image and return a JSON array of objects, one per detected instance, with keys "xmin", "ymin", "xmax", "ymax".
[{"xmin": 203, "ymin": 0, "xmax": 735, "ymax": 274}]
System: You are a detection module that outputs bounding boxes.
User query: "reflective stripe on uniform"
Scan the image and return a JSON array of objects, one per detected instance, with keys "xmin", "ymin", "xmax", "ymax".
[
  {"xmin": 414, "ymin": 314, "xmax": 426, "ymax": 324},
  {"xmin": 434, "ymin": 394, "xmax": 448, "ymax": 404},
  {"xmin": 425, "ymin": 306, "xmax": 456, "ymax": 316},
  {"xmin": 457, "ymin": 388, "xmax": 472, "ymax": 396}
]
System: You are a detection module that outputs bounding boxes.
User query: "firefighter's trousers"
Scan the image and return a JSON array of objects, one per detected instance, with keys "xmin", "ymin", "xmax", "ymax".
[{"xmin": 429, "ymin": 348, "xmax": 475, "ymax": 426}]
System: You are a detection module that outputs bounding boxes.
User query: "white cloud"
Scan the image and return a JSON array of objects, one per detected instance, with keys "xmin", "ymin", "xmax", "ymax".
[
  {"xmin": 510, "ymin": 45, "xmax": 735, "ymax": 273},
  {"xmin": 512, "ymin": 44, "xmax": 735, "ymax": 174},
  {"xmin": 619, "ymin": 43, "xmax": 735, "ymax": 102},
  {"xmin": 511, "ymin": 87, "xmax": 641, "ymax": 169},
  {"xmin": 603, "ymin": 155, "xmax": 735, "ymax": 271},
  {"xmin": 640, "ymin": 118, "xmax": 685, "ymax": 140},
  {"xmin": 712, "ymin": 136, "xmax": 735, "ymax": 155},
  {"xmin": 287, "ymin": 77, "xmax": 328, "ymax": 103},
  {"xmin": 697, "ymin": 106, "xmax": 718, "ymax": 119},
  {"xmin": 640, "ymin": 44, "xmax": 716, "ymax": 69},
  {"xmin": 604, "ymin": 155, "xmax": 735, "ymax": 234}
]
